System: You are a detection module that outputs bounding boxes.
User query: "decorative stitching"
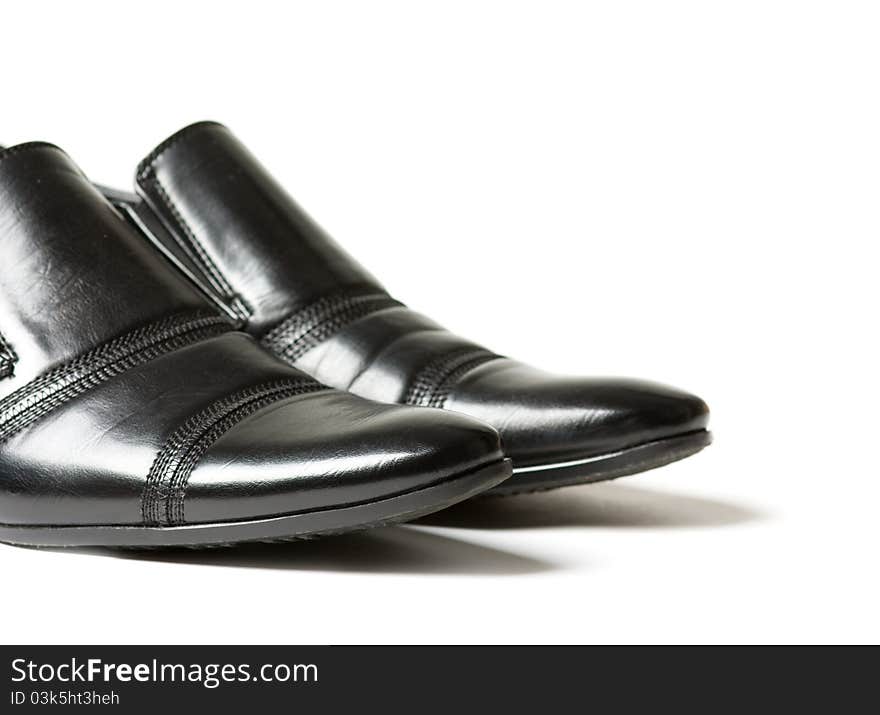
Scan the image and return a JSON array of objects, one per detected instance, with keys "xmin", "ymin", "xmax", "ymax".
[
  {"xmin": 0, "ymin": 142, "xmax": 65, "ymax": 168},
  {"xmin": 0, "ymin": 331, "xmax": 17, "ymax": 381},
  {"xmin": 0, "ymin": 311, "xmax": 232, "ymax": 445},
  {"xmin": 138, "ymin": 174, "xmax": 251, "ymax": 321},
  {"xmin": 405, "ymin": 348, "xmax": 501, "ymax": 409},
  {"xmin": 261, "ymin": 288, "xmax": 403, "ymax": 364},
  {"xmin": 142, "ymin": 377, "xmax": 326, "ymax": 526},
  {"xmin": 135, "ymin": 121, "xmax": 225, "ymax": 182},
  {"xmin": 136, "ymin": 122, "xmax": 251, "ymax": 321}
]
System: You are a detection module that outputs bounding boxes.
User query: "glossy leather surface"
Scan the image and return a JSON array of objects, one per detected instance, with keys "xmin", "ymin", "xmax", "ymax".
[
  {"xmin": 127, "ymin": 122, "xmax": 709, "ymax": 469},
  {"xmin": 0, "ymin": 142, "xmax": 505, "ymax": 527},
  {"xmin": 136, "ymin": 122, "xmax": 384, "ymax": 332}
]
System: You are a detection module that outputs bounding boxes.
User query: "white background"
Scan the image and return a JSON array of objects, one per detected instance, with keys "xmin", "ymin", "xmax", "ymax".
[{"xmin": 1, "ymin": 1, "xmax": 877, "ymax": 644}]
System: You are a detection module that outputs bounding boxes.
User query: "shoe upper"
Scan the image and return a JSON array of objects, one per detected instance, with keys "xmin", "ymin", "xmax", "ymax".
[
  {"xmin": 0, "ymin": 142, "xmax": 505, "ymax": 527},
  {"xmin": 115, "ymin": 121, "xmax": 709, "ymax": 469}
]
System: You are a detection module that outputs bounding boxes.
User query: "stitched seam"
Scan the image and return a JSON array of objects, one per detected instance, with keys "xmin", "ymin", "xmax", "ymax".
[
  {"xmin": 142, "ymin": 377, "xmax": 326, "ymax": 526},
  {"xmin": 340, "ymin": 325, "xmax": 445, "ymax": 391},
  {"xmin": 141, "ymin": 175, "xmax": 250, "ymax": 320},
  {"xmin": 0, "ymin": 142, "xmax": 66, "ymax": 168},
  {"xmin": 405, "ymin": 348, "xmax": 501, "ymax": 409},
  {"xmin": 423, "ymin": 354, "xmax": 500, "ymax": 408},
  {"xmin": 262, "ymin": 289, "xmax": 403, "ymax": 364},
  {"xmin": 135, "ymin": 122, "xmax": 251, "ymax": 321},
  {"xmin": 0, "ymin": 311, "xmax": 232, "ymax": 445},
  {"xmin": 135, "ymin": 122, "xmax": 225, "ymax": 182}
]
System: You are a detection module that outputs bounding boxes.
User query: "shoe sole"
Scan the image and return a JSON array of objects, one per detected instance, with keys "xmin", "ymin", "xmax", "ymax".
[
  {"xmin": 0, "ymin": 458, "xmax": 512, "ymax": 548},
  {"xmin": 488, "ymin": 431, "xmax": 711, "ymax": 496}
]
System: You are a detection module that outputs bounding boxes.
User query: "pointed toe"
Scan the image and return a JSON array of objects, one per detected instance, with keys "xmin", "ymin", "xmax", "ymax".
[
  {"xmin": 92, "ymin": 121, "xmax": 713, "ymax": 499},
  {"xmin": 596, "ymin": 378, "xmax": 710, "ymax": 449},
  {"xmin": 442, "ymin": 362, "xmax": 711, "ymax": 493},
  {"xmin": 182, "ymin": 392, "xmax": 509, "ymax": 524}
]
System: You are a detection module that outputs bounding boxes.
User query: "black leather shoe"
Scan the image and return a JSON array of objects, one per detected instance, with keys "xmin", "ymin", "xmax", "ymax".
[
  {"xmin": 0, "ymin": 142, "xmax": 511, "ymax": 546},
  {"xmin": 104, "ymin": 121, "xmax": 711, "ymax": 496}
]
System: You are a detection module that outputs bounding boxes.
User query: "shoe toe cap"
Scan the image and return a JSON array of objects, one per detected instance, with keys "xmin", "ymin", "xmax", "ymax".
[{"xmin": 183, "ymin": 390, "xmax": 505, "ymax": 524}]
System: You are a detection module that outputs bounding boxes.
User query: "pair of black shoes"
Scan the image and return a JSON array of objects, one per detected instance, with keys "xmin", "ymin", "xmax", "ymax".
[{"xmin": 0, "ymin": 122, "xmax": 711, "ymax": 548}]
